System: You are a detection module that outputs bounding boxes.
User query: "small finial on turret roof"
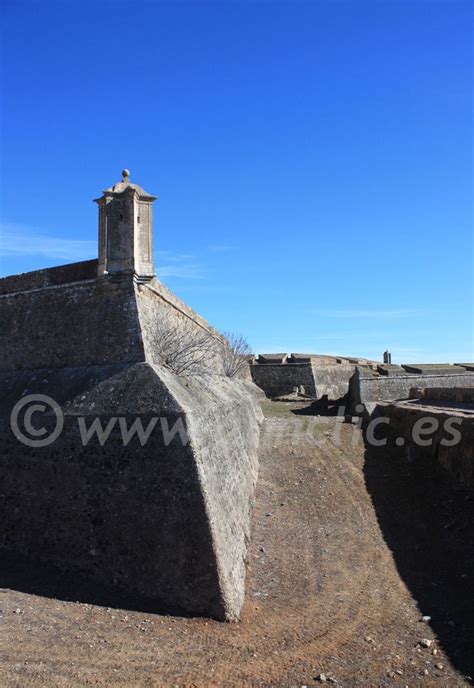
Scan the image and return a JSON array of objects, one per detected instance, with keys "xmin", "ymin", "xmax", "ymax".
[{"xmin": 122, "ymin": 169, "xmax": 130, "ymax": 181}]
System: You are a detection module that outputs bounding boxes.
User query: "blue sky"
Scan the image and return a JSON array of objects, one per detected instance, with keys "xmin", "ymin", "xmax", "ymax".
[{"xmin": 1, "ymin": 0, "xmax": 472, "ymax": 363}]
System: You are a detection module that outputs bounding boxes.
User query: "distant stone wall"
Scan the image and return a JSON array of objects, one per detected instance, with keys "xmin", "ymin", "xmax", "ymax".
[
  {"xmin": 250, "ymin": 363, "xmax": 317, "ymax": 398},
  {"xmin": 352, "ymin": 368, "xmax": 474, "ymax": 411},
  {"xmin": 250, "ymin": 359, "xmax": 356, "ymax": 401},
  {"xmin": 311, "ymin": 363, "xmax": 355, "ymax": 401}
]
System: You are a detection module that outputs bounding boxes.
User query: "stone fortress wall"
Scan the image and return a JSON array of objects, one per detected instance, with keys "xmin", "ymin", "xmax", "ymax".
[
  {"xmin": 352, "ymin": 363, "xmax": 474, "ymax": 413},
  {"xmin": 250, "ymin": 353, "xmax": 376, "ymax": 402},
  {"xmin": 0, "ymin": 171, "xmax": 263, "ymax": 621},
  {"xmin": 0, "ymin": 256, "xmax": 224, "ymax": 373},
  {"xmin": 251, "ymin": 354, "xmax": 474, "ymax": 410},
  {"xmin": 0, "ymin": 261, "xmax": 144, "ymax": 370},
  {"xmin": 373, "ymin": 387, "xmax": 474, "ymax": 487},
  {"xmin": 2, "ymin": 169, "xmax": 472, "ymax": 621},
  {"xmin": 250, "ymin": 358, "xmax": 318, "ymax": 398}
]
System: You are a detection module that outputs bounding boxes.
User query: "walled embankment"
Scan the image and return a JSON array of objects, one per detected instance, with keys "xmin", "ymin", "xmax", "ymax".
[
  {"xmin": 371, "ymin": 393, "xmax": 474, "ymax": 486},
  {"xmin": 0, "ymin": 264, "xmax": 262, "ymax": 620},
  {"xmin": 250, "ymin": 356, "xmax": 356, "ymax": 401},
  {"xmin": 352, "ymin": 366, "xmax": 474, "ymax": 413}
]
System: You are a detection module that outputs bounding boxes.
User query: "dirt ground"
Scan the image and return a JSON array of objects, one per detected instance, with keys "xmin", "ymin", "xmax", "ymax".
[{"xmin": 1, "ymin": 401, "xmax": 473, "ymax": 687}]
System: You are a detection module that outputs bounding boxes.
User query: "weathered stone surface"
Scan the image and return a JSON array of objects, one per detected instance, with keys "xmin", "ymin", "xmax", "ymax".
[
  {"xmin": 372, "ymin": 399, "xmax": 474, "ymax": 486},
  {"xmin": 410, "ymin": 387, "xmax": 474, "ymax": 404},
  {"xmin": 251, "ymin": 362, "xmax": 317, "ymax": 398},
  {"xmin": 0, "ymin": 360, "xmax": 261, "ymax": 619},
  {"xmin": 377, "ymin": 364, "xmax": 406, "ymax": 377},
  {"xmin": 0, "ymin": 275, "xmax": 144, "ymax": 370},
  {"xmin": 137, "ymin": 278, "xmax": 223, "ymax": 358},
  {"xmin": 288, "ymin": 353, "xmax": 313, "ymax": 363},
  {"xmin": 311, "ymin": 362, "xmax": 355, "ymax": 401},
  {"xmin": 402, "ymin": 364, "xmax": 459, "ymax": 375},
  {"xmin": 0, "ymin": 259, "xmax": 97, "ymax": 296},
  {"xmin": 351, "ymin": 366, "xmax": 474, "ymax": 411},
  {"xmin": 257, "ymin": 353, "xmax": 288, "ymax": 364},
  {"xmin": 95, "ymin": 170, "xmax": 157, "ymax": 281},
  {"xmin": 0, "ymin": 269, "xmax": 262, "ymax": 620},
  {"xmin": 251, "ymin": 354, "xmax": 357, "ymax": 402}
]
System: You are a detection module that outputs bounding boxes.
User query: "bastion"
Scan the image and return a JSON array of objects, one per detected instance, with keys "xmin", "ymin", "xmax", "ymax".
[
  {"xmin": 0, "ymin": 171, "xmax": 263, "ymax": 621},
  {"xmin": 250, "ymin": 353, "xmax": 368, "ymax": 402},
  {"xmin": 251, "ymin": 353, "xmax": 474, "ymax": 415}
]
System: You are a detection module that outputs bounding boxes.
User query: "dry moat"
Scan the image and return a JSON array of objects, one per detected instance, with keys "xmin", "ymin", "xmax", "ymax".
[{"xmin": 1, "ymin": 401, "xmax": 473, "ymax": 688}]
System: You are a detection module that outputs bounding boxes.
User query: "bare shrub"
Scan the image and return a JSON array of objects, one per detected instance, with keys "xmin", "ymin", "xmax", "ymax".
[
  {"xmin": 220, "ymin": 332, "xmax": 252, "ymax": 379},
  {"xmin": 151, "ymin": 310, "xmax": 216, "ymax": 377}
]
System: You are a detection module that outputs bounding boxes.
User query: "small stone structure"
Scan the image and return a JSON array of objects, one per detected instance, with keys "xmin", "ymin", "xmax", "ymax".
[
  {"xmin": 0, "ymin": 171, "xmax": 263, "ymax": 621},
  {"xmin": 95, "ymin": 169, "xmax": 157, "ymax": 281}
]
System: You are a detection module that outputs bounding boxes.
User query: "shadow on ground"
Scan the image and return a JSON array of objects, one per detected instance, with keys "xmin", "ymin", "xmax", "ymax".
[
  {"xmin": 291, "ymin": 397, "xmax": 345, "ymax": 416},
  {"xmin": 364, "ymin": 440, "xmax": 474, "ymax": 681},
  {"xmin": 0, "ymin": 549, "xmax": 195, "ymax": 618}
]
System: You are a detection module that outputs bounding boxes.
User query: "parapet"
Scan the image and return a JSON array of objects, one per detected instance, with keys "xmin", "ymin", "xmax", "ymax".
[
  {"xmin": 257, "ymin": 353, "xmax": 288, "ymax": 364},
  {"xmin": 402, "ymin": 364, "xmax": 460, "ymax": 375},
  {"xmin": 0, "ymin": 259, "xmax": 98, "ymax": 296},
  {"xmin": 376, "ymin": 364, "xmax": 407, "ymax": 377},
  {"xmin": 409, "ymin": 387, "xmax": 474, "ymax": 404}
]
